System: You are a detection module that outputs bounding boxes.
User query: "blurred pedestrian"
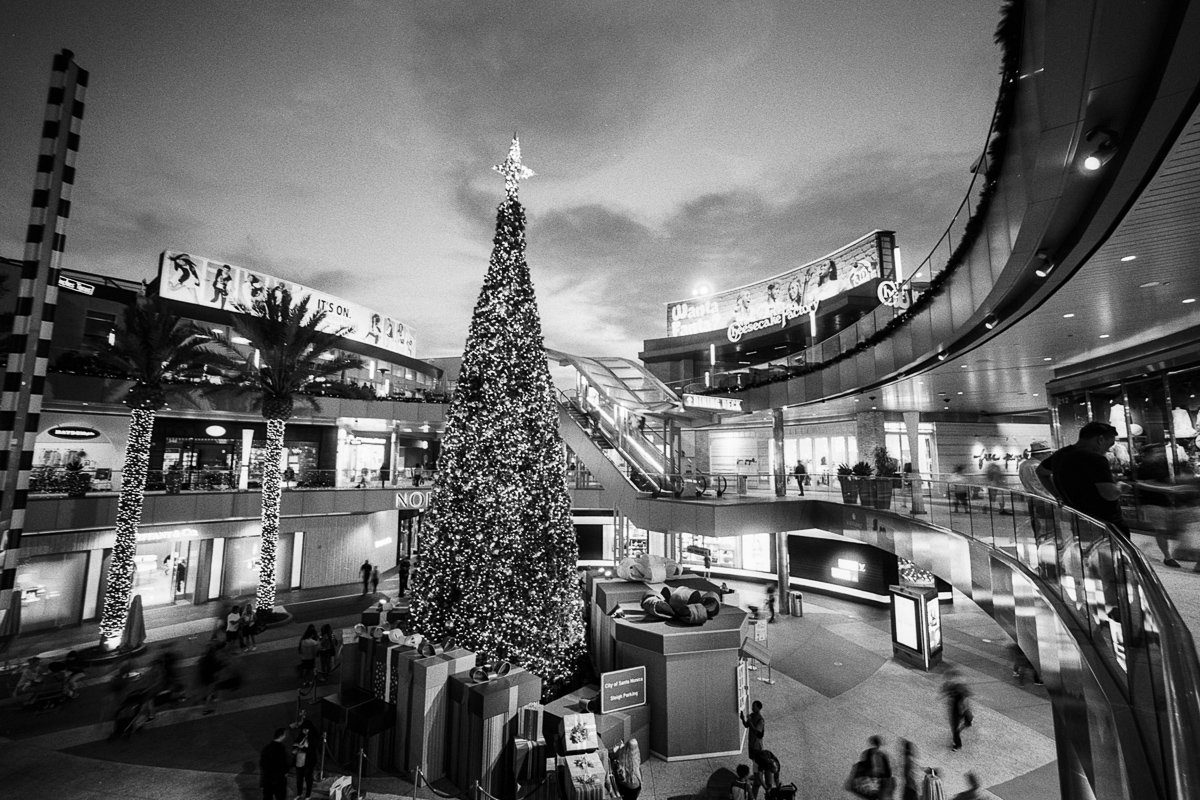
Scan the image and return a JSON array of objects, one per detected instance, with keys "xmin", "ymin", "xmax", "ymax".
[
  {"xmin": 1018, "ymin": 441, "xmax": 1055, "ymax": 536},
  {"xmin": 983, "ymin": 462, "xmax": 1009, "ymax": 514},
  {"xmin": 899, "ymin": 739, "xmax": 920, "ymax": 800},
  {"xmin": 398, "ymin": 556, "xmax": 411, "ymax": 597},
  {"xmin": 766, "ymin": 583, "xmax": 777, "ymax": 623},
  {"xmin": 858, "ymin": 735, "xmax": 892, "ymax": 799},
  {"xmin": 949, "ymin": 465, "xmax": 970, "ymax": 512},
  {"xmin": 370, "ymin": 565, "xmax": 380, "ymax": 594},
  {"xmin": 317, "ymin": 623, "xmax": 339, "ymax": 682},
  {"xmin": 793, "ymin": 460, "xmax": 807, "ymax": 496},
  {"xmin": 199, "ymin": 640, "xmax": 227, "ymax": 715},
  {"xmin": 949, "ymin": 772, "xmax": 984, "ymax": 800},
  {"xmin": 359, "ymin": 560, "xmax": 372, "ymax": 595},
  {"xmin": 750, "ymin": 749, "xmax": 780, "ymax": 798},
  {"xmin": 292, "ymin": 715, "xmax": 318, "ymax": 799},
  {"xmin": 941, "ymin": 670, "xmax": 974, "ymax": 751},
  {"xmin": 259, "ymin": 727, "xmax": 291, "ymax": 800}
]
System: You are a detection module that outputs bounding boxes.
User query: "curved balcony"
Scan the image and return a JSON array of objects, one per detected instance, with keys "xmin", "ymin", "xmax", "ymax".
[{"xmin": 729, "ymin": 0, "xmax": 1200, "ymax": 411}]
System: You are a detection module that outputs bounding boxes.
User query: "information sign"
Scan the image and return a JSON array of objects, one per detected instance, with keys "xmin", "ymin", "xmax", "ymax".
[{"xmin": 599, "ymin": 665, "xmax": 647, "ymax": 713}]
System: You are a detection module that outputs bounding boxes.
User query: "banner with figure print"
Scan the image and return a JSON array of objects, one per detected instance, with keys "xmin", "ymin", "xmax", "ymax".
[
  {"xmin": 664, "ymin": 230, "xmax": 896, "ymax": 341},
  {"xmin": 158, "ymin": 250, "xmax": 416, "ymax": 357}
]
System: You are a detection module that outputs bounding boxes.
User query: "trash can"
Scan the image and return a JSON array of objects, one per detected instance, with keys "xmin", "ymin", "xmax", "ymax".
[
  {"xmin": 788, "ymin": 590, "xmax": 804, "ymax": 617},
  {"xmin": 737, "ymin": 475, "xmax": 749, "ymax": 496}
]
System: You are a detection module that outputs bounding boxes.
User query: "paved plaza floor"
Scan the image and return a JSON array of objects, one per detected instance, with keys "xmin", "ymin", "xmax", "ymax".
[{"xmin": 0, "ymin": 566, "xmax": 1077, "ymax": 800}]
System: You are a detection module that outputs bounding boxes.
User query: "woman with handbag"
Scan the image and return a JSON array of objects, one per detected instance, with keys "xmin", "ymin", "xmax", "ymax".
[{"xmin": 293, "ymin": 717, "xmax": 318, "ymax": 800}]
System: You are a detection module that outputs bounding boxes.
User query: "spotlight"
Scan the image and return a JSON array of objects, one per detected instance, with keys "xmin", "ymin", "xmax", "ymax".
[
  {"xmin": 984, "ymin": 314, "xmax": 999, "ymax": 330},
  {"xmin": 1081, "ymin": 127, "xmax": 1118, "ymax": 172},
  {"xmin": 937, "ymin": 351, "xmax": 947, "ymax": 361},
  {"xmin": 1033, "ymin": 251, "xmax": 1055, "ymax": 278}
]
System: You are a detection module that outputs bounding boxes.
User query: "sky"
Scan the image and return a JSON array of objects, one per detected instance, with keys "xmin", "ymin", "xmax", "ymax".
[{"xmin": 0, "ymin": 1, "xmax": 1001, "ymax": 361}]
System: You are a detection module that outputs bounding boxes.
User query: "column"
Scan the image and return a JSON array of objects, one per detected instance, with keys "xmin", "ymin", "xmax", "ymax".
[
  {"xmin": 772, "ymin": 408, "xmax": 786, "ymax": 497},
  {"xmin": 904, "ymin": 411, "xmax": 926, "ymax": 514},
  {"xmin": 774, "ymin": 531, "xmax": 790, "ymax": 616}
]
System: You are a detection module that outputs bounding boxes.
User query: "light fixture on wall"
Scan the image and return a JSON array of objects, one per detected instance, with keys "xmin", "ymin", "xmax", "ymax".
[
  {"xmin": 1081, "ymin": 127, "xmax": 1118, "ymax": 172},
  {"xmin": 1033, "ymin": 251, "xmax": 1055, "ymax": 278},
  {"xmin": 937, "ymin": 351, "xmax": 947, "ymax": 361},
  {"xmin": 983, "ymin": 314, "xmax": 999, "ymax": 330}
]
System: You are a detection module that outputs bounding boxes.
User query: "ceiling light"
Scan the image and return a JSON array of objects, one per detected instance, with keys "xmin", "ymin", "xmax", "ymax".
[
  {"xmin": 1139, "ymin": 281, "xmax": 1164, "ymax": 289},
  {"xmin": 1043, "ymin": 357, "xmax": 1052, "ymax": 361},
  {"xmin": 1121, "ymin": 255, "xmax": 1137, "ymax": 262},
  {"xmin": 205, "ymin": 425, "xmax": 227, "ymax": 437},
  {"xmin": 957, "ymin": 391, "xmax": 963, "ymax": 395},
  {"xmin": 1062, "ymin": 313, "xmax": 1075, "ymax": 319},
  {"xmin": 231, "ymin": 336, "xmax": 251, "ymax": 345},
  {"xmin": 1033, "ymin": 393, "xmax": 1039, "ymax": 397},
  {"xmin": 1081, "ymin": 127, "xmax": 1118, "ymax": 171},
  {"xmin": 984, "ymin": 314, "xmax": 999, "ymax": 330},
  {"xmin": 1184, "ymin": 298, "xmax": 1196, "ymax": 304},
  {"xmin": 960, "ymin": 365, "xmax": 967, "ymax": 369},
  {"xmin": 937, "ymin": 351, "xmax": 947, "ymax": 361},
  {"xmin": 1034, "ymin": 251, "xmax": 1055, "ymax": 278},
  {"xmin": 1099, "ymin": 334, "xmax": 1111, "ymax": 338}
]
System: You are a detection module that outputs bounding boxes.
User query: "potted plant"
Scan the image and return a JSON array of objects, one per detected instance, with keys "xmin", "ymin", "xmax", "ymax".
[
  {"xmin": 836, "ymin": 463, "xmax": 858, "ymax": 504},
  {"xmin": 872, "ymin": 445, "xmax": 900, "ymax": 509},
  {"xmin": 851, "ymin": 461, "xmax": 874, "ymax": 504}
]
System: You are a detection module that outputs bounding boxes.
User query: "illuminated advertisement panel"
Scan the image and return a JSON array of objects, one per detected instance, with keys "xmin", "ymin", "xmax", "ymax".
[
  {"xmin": 892, "ymin": 593, "xmax": 919, "ymax": 650},
  {"xmin": 158, "ymin": 250, "xmax": 416, "ymax": 357},
  {"xmin": 664, "ymin": 231, "xmax": 894, "ymax": 341}
]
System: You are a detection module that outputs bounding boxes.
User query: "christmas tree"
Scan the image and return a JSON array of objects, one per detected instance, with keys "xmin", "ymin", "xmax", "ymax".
[{"xmin": 410, "ymin": 136, "xmax": 584, "ymax": 690}]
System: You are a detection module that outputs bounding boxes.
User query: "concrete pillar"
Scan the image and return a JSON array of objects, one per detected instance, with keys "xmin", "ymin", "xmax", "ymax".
[
  {"xmin": 904, "ymin": 411, "xmax": 926, "ymax": 514},
  {"xmin": 773, "ymin": 408, "xmax": 787, "ymax": 497},
  {"xmin": 774, "ymin": 530, "xmax": 790, "ymax": 616},
  {"xmin": 855, "ymin": 411, "xmax": 886, "ymax": 465}
]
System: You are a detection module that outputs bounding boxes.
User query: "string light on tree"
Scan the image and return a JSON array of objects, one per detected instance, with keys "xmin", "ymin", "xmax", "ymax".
[{"xmin": 411, "ymin": 136, "xmax": 583, "ymax": 693}]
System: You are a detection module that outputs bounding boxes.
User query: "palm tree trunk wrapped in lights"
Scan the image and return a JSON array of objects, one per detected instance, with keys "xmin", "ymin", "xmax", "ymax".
[
  {"xmin": 256, "ymin": 414, "xmax": 288, "ymax": 610},
  {"xmin": 95, "ymin": 297, "xmax": 215, "ymax": 649}
]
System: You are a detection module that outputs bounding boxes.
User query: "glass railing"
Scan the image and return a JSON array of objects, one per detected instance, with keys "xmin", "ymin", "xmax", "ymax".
[
  {"xmin": 641, "ymin": 469, "xmax": 1200, "ymax": 798},
  {"xmin": 28, "ymin": 467, "xmax": 435, "ymax": 496}
]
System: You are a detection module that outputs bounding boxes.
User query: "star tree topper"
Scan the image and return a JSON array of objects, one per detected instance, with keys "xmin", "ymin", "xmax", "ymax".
[{"xmin": 493, "ymin": 134, "xmax": 535, "ymax": 197}]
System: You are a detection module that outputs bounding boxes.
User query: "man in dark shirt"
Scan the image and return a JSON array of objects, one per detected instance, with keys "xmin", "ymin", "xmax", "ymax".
[
  {"xmin": 739, "ymin": 700, "xmax": 765, "ymax": 754},
  {"xmin": 1037, "ymin": 421, "xmax": 1127, "ymax": 532},
  {"xmin": 259, "ymin": 727, "xmax": 290, "ymax": 800}
]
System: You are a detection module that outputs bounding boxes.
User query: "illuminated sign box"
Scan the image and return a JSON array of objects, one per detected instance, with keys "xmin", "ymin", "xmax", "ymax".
[
  {"xmin": 58, "ymin": 275, "xmax": 95, "ymax": 295},
  {"xmin": 158, "ymin": 250, "xmax": 417, "ymax": 357},
  {"xmin": 683, "ymin": 393, "xmax": 744, "ymax": 413},
  {"xmin": 889, "ymin": 584, "xmax": 942, "ymax": 671},
  {"xmin": 664, "ymin": 230, "xmax": 894, "ymax": 341}
]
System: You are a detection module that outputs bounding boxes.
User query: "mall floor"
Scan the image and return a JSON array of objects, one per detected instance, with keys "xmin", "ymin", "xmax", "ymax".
[{"xmin": 0, "ymin": 568, "xmax": 1075, "ymax": 800}]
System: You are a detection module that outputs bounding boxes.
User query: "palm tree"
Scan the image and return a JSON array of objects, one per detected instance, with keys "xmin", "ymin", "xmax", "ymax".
[
  {"xmin": 97, "ymin": 295, "xmax": 216, "ymax": 648},
  {"xmin": 213, "ymin": 287, "xmax": 361, "ymax": 612}
]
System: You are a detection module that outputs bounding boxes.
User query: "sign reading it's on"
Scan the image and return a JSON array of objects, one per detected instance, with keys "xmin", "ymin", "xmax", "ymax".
[{"xmin": 599, "ymin": 665, "xmax": 647, "ymax": 714}]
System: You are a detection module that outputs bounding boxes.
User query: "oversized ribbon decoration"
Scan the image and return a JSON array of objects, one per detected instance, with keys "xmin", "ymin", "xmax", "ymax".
[
  {"xmin": 419, "ymin": 637, "xmax": 456, "ymax": 657},
  {"xmin": 638, "ymin": 587, "xmax": 723, "ymax": 626},
  {"xmin": 470, "ymin": 660, "xmax": 512, "ymax": 683}
]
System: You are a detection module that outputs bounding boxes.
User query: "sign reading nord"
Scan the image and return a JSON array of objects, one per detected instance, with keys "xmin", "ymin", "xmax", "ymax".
[{"xmin": 395, "ymin": 489, "xmax": 431, "ymax": 510}]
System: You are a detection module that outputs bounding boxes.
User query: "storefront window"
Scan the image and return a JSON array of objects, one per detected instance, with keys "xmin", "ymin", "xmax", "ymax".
[
  {"xmin": 741, "ymin": 534, "xmax": 772, "ymax": 573},
  {"xmin": 679, "ymin": 533, "xmax": 735, "ymax": 569},
  {"xmin": 16, "ymin": 552, "xmax": 86, "ymax": 631},
  {"xmin": 220, "ymin": 535, "xmax": 292, "ymax": 599}
]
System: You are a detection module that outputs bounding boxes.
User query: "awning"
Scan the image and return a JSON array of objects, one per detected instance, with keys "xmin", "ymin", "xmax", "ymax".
[{"xmin": 739, "ymin": 637, "xmax": 771, "ymax": 667}]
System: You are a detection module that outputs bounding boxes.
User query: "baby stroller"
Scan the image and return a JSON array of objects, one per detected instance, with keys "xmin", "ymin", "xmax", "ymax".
[{"xmin": 111, "ymin": 688, "xmax": 152, "ymax": 739}]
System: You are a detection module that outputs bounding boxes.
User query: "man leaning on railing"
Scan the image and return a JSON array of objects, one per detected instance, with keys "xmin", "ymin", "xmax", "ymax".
[{"xmin": 1036, "ymin": 422, "xmax": 1129, "ymax": 535}]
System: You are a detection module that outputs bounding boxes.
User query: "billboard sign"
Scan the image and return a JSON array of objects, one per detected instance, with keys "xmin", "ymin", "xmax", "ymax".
[
  {"xmin": 158, "ymin": 250, "xmax": 416, "ymax": 357},
  {"xmin": 664, "ymin": 231, "xmax": 893, "ymax": 341}
]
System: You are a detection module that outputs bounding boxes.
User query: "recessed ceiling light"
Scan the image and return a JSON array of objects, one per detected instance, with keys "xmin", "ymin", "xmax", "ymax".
[
  {"xmin": 1062, "ymin": 313, "xmax": 1075, "ymax": 318},
  {"xmin": 957, "ymin": 391, "xmax": 963, "ymax": 395},
  {"xmin": 960, "ymin": 365, "xmax": 967, "ymax": 369},
  {"xmin": 1043, "ymin": 357, "xmax": 1052, "ymax": 361},
  {"xmin": 1099, "ymin": 334, "xmax": 1111, "ymax": 338},
  {"xmin": 1184, "ymin": 298, "xmax": 1197, "ymax": 304},
  {"xmin": 1121, "ymin": 255, "xmax": 1137, "ymax": 262},
  {"xmin": 1033, "ymin": 393, "xmax": 1039, "ymax": 397},
  {"xmin": 1138, "ymin": 281, "xmax": 1164, "ymax": 288}
]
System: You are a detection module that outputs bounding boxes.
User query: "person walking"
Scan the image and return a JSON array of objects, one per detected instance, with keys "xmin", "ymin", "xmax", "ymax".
[
  {"xmin": 259, "ymin": 727, "xmax": 291, "ymax": 800},
  {"xmin": 948, "ymin": 465, "xmax": 971, "ymax": 512},
  {"xmin": 740, "ymin": 700, "xmax": 765, "ymax": 755},
  {"xmin": 899, "ymin": 739, "xmax": 920, "ymax": 800},
  {"xmin": 1036, "ymin": 421, "xmax": 1128, "ymax": 534},
  {"xmin": 983, "ymin": 462, "xmax": 1009, "ymax": 514},
  {"xmin": 317, "ymin": 623, "xmax": 339, "ymax": 682},
  {"xmin": 1018, "ymin": 441, "xmax": 1055, "ymax": 537},
  {"xmin": 292, "ymin": 716, "xmax": 318, "ymax": 800},
  {"xmin": 240, "ymin": 603, "xmax": 258, "ymax": 651},
  {"xmin": 941, "ymin": 670, "xmax": 974, "ymax": 751},
  {"xmin": 359, "ymin": 560, "xmax": 372, "ymax": 595},
  {"xmin": 398, "ymin": 556, "xmax": 411, "ymax": 597},
  {"xmin": 857, "ymin": 735, "xmax": 892, "ymax": 799},
  {"xmin": 921, "ymin": 767, "xmax": 946, "ymax": 800},
  {"xmin": 370, "ymin": 565, "xmax": 381, "ymax": 594},
  {"xmin": 298, "ymin": 625, "xmax": 320, "ymax": 684},
  {"xmin": 198, "ymin": 640, "xmax": 226, "ymax": 715},
  {"xmin": 949, "ymin": 772, "xmax": 984, "ymax": 800},
  {"xmin": 765, "ymin": 584, "xmax": 777, "ymax": 623},
  {"xmin": 793, "ymin": 460, "xmax": 806, "ymax": 496},
  {"xmin": 225, "ymin": 604, "xmax": 242, "ymax": 648}
]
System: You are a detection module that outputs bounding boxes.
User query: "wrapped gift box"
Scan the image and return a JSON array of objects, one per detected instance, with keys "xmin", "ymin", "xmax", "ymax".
[
  {"xmin": 513, "ymin": 736, "xmax": 547, "ymax": 783},
  {"xmin": 564, "ymin": 750, "xmax": 607, "ymax": 800},
  {"xmin": 518, "ymin": 702, "xmax": 543, "ymax": 741},
  {"xmin": 407, "ymin": 647, "xmax": 475, "ymax": 780},
  {"xmin": 446, "ymin": 668, "xmax": 542, "ymax": 797},
  {"xmin": 562, "ymin": 712, "xmax": 599, "ymax": 754},
  {"xmin": 361, "ymin": 607, "xmax": 382, "ymax": 626}
]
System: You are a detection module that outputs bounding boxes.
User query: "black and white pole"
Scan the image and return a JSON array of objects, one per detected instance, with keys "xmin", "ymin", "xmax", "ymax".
[{"xmin": 0, "ymin": 49, "xmax": 88, "ymax": 635}]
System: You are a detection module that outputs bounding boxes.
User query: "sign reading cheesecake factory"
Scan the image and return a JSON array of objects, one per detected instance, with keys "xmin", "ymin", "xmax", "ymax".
[
  {"xmin": 665, "ymin": 231, "xmax": 895, "ymax": 343},
  {"xmin": 158, "ymin": 250, "xmax": 416, "ymax": 357}
]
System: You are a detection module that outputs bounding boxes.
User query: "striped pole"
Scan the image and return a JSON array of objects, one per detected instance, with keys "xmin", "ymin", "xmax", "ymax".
[{"xmin": 0, "ymin": 50, "xmax": 88, "ymax": 634}]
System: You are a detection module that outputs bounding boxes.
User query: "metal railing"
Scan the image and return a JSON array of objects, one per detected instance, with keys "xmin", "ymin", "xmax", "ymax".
[{"xmin": 28, "ymin": 467, "xmax": 434, "ymax": 496}]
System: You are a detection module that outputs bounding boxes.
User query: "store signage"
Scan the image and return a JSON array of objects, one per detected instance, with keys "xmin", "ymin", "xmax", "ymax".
[
  {"xmin": 664, "ymin": 231, "xmax": 892, "ymax": 339},
  {"xmin": 876, "ymin": 280, "xmax": 910, "ymax": 309},
  {"xmin": 136, "ymin": 527, "xmax": 200, "ymax": 543},
  {"xmin": 831, "ymin": 558, "xmax": 866, "ymax": 583},
  {"xmin": 158, "ymin": 250, "xmax": 416, "ymax": 357},
  {"xmin": 47, "ymin": 426, "xmax": 101, "ymax": 440},
  {"xmin": 57, "ymin": 276, "xmax": 95, "ymax": 295},
  {"xmin": 395, "ymin": 489, "xmax": 431, "ymax": 510},
  {"xmin": 599, "ymin": 665, "xmax": 646, "ymax": 713},
  {"xmin": 683, "ymin": 393, "xmax": 744, "ymax": 413}
]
